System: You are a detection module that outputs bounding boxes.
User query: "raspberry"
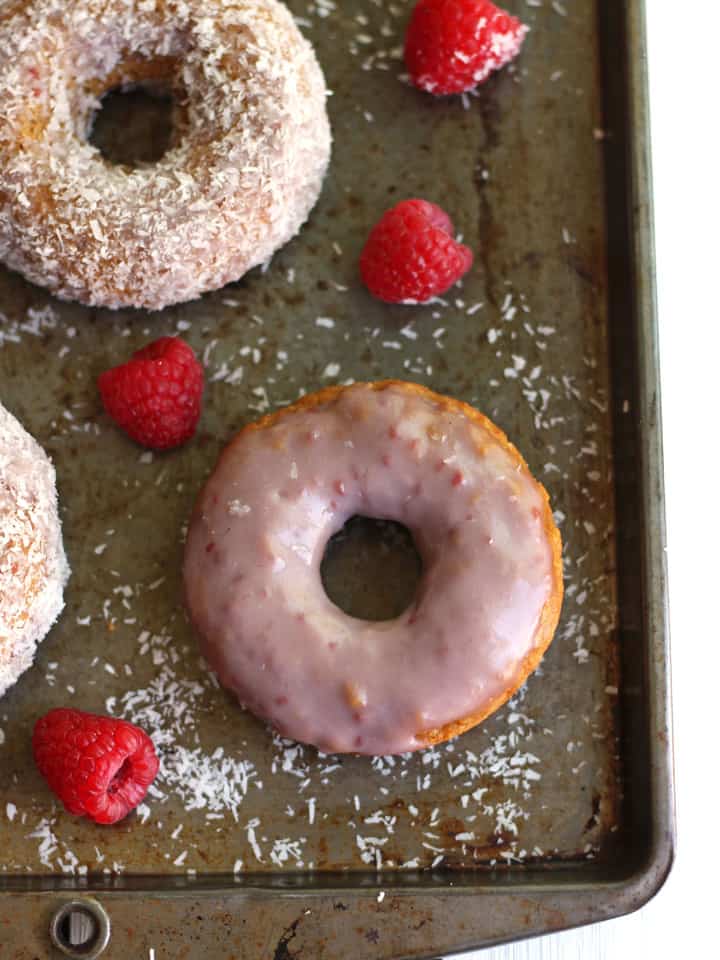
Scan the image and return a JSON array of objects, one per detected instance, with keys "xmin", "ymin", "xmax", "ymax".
[
  {"xmin": 360, "ymin": 199, "xmax": 473, "ymax": 303},
  {"xmin": 405, "ymin": 0, "xmax": 528, "ymax": 95},
  {"xmin": 98, "ymin": 336, "xmax": 204, "ymax": 450},
  {"xmin": 32, "ymin": 708, "xmax": 159, "ymax": 825}
]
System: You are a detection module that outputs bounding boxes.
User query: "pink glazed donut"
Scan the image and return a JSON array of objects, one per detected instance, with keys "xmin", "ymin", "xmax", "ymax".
[{"xmin": 183, "ymin": 382, "xmax": 563, "ymax": 756}]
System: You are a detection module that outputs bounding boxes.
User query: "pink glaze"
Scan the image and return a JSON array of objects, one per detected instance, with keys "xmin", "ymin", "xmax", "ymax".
[{"xmin": 183, "ymin": 383, "xmax": 559, "ymax": 756}]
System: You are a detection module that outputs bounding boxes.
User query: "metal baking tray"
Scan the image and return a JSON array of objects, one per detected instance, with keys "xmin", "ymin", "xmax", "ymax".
[{"xmin": 0, "ymin": 0, "xmax": 673, "ymax": 956}]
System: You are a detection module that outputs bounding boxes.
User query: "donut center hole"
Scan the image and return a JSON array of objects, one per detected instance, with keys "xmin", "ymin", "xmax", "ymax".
[
  {"xmin": 320, "ymin": 516, "xmax": 422, "ymax": 622},
  {"xmin": 89, "ymin": 86, "xmax": 175, "ymax": 166}
]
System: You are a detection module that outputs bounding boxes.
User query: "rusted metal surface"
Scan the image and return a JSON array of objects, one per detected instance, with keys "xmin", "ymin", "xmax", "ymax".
[{"xmin": 0, "ymin": 0, "xmax": 672, "ymax": 955}]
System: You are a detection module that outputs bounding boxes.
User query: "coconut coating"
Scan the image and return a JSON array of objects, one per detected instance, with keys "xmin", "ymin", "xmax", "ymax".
[
  {"xmin": 0, "ymin": 401, "xmax": 69, "ymax": 699},
  {"xmin": 0, "ymin": 0, "xmax": 331, "ymax": 310}
]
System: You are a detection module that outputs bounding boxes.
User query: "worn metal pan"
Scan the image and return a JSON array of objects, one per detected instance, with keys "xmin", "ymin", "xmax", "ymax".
[{"xmin": 0, "ymin": 0, "xmax": 672, "ymax": 956}]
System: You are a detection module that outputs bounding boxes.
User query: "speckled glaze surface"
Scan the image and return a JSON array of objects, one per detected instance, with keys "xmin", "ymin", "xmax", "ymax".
[
  {"xmin": 0, "ymin": 1, "xmax": 672, "ymax": 957},
  {"xmin": 185, "ymin": 381, "xmax": 562, "ymax": 755}
]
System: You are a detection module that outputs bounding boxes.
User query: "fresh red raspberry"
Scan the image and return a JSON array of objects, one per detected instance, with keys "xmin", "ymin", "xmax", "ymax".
[
  {"xmin": 33, "ymin": 708, "xmax": 159, "ymax": 825},
  {"xmin": 98, "ymin": 336, "xmax": 203, "ymax": 450},
  {"xmin": 405, "ymin": 0, "xmax": 528, "ymax": 95},
  {"xmin": 360, "ymin": 199, "xmax": 473, "ymax": 303}
]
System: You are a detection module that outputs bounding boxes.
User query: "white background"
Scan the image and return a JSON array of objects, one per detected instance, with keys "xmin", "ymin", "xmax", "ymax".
[{"xmin": 459, "ymin": 3, "xmax": 720, "ymax": 958}]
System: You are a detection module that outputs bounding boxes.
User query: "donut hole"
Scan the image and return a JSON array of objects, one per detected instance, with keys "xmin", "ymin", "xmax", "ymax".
[
  {"xmin": 320, "ymin": 516, "xmax": 422, "ymax": 622},
  {"xmin": 88, "ymin": 85, "xmax": 176, "ymax": 167}
]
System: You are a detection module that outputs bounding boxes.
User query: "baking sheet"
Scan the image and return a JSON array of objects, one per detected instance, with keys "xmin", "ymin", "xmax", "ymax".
[{"xmin": 0, "ymin": 0, "xmax": 672, "ymax": 956}]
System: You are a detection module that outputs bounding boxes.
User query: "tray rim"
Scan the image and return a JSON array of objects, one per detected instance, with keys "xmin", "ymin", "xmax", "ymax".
[{"xmin": 622, "ymin": 0, "xmax": 676, "ymax": 910}]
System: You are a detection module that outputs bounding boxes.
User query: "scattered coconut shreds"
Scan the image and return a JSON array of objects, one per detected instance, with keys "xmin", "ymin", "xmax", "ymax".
[
  {"xmin": 1, "ymin": 280, "xmax": 618, "ymax": 876},
  {"xmin": 1, "ymin": 0, "xmax": 618, "ymax": 881}
]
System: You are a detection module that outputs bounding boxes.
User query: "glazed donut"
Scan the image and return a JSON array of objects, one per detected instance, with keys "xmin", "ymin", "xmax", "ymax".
[
  {"xmin": 0, "ymin": 401, "xmax": 69, "ymax": 699},
  {"xmin": 0, "ymin": 0, "xmax": 331, "ymax": 310},
  {"xmin": 184, "ymin": 381, "xmax": 563, "ymax": 755}
]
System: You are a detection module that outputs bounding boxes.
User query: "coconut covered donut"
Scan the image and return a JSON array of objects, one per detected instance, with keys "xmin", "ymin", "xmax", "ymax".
[
  {"xmin": 0, "ymin": 401, "xmax": 69, "ymax": 699},
  {"xmin": 0, "ymin": 0, "xmax": 331, "ymax": 310},
  {"xmin": 184, "ymin": 381, "xmax": 563, "ymax": 755}
]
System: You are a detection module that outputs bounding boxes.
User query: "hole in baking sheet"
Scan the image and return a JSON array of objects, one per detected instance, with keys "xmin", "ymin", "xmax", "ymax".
[
  {"xmin": 50, "ymin": 900, "xmax": 110, "ymax": 958},
  {"xmin": 321, "ymin": 515, "xmax": 422, "ymax": 621},
  {"xmin": 58, "ymin": 909, "xmax": 96, "ymax": 950},
  {"xmin": 88, "ymin": 86, "xmax": 174, "ymax": 166}
]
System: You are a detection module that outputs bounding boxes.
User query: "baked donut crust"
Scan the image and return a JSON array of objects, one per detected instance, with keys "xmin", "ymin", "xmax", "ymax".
[
  {"xmin": 184, "ymin": 381, "xmax": 563, "ymax": 754},
  {"xmin": 0, "ymin": 401, "xmax": 70, "ymax": 698},
  {"xmin": 0, "ymin": 0, "xmax": 331, "ymax": 310}
]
